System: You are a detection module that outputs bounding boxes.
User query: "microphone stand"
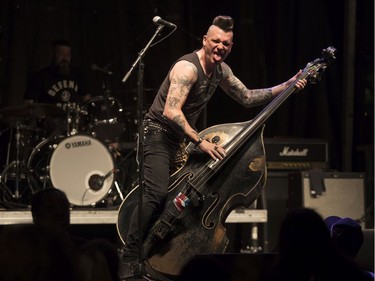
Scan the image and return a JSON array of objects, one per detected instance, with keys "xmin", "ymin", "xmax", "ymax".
[{"xmin": 122, "ymin": 24, "xmax": 164, "ymax": 279}]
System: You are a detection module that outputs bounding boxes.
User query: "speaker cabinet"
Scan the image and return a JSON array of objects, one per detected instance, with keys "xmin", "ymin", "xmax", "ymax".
[
  {"xmin": 262, "ymin": 171, "xmax": 290, "ymax": 252},
  {"xmin": 288, "ymin": 171, "xmax": 366, "ymax": 221},
  {"xmin": 226, "ymin": 171, "xmax": 366, "ymax": 254}
]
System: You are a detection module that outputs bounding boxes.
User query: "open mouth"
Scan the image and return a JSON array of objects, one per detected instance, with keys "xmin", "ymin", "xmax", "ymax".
[{"xmin": 213, "ymin": 52, "xmax": 223, "ymax": 62}]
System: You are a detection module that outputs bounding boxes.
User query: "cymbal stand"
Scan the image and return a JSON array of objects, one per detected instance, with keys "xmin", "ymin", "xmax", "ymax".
[
  {"xmin": 73, "ymin": 105, "xmax": 80, "ymax": 135},
  {"xmin": 0, "ymin": 127, "xmax": 14, "ymax": 201},
  {"xmin": 103, "ymin": 75, "xmax": 112, "ymax": 115},
  {"xmin": 65, "ymin": 103, "xmax": 72, "ymax": 136},
  {"xmin": 64, "ymin": 103, "xmax": 75, "ymax": 136},
  {"xmin": 3, "ymin": 126, "xmax": 11, "ymax": 167},
  {"xmin": 14, "ymin": 123, "xmax": 21, "ymax": 199},
  {"xmin": 0, "ymin": 122, "xmax": 23, "ymax": 200}
]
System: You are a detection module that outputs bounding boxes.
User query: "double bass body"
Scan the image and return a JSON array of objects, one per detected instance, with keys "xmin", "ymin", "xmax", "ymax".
[{"xmin": 117, "ymin": 121, "xmax": 267, "ymax": 277}]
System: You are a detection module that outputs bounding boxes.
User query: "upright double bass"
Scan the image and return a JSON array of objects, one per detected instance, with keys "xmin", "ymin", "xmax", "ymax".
[{"xmin": 117, "ymin": 47, "xmax": 336, "ymax": 279}]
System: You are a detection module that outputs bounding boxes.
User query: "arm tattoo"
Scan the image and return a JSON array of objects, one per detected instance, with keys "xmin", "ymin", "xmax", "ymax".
[
  {"xmin": 168, "ymin": 96, "xmax": 180, "ymax": 108},
  {"xmin": 222, "ymin": 63, "xmax": 273, "ymax": 107},
  {"xmin": 167, "ymin": 62, "xmax": 197, "ymax": 133},
  {"xmin": 227, "ymin": 75, "xmax": 272, "ymax": 105},
  {"xmin": 173, "ymin": 115, "xmax": 185, "ymax": 131},
  {"xmin": 176, "ymin": 74, "xmax": 193, "ymax": 97},
  {"xmin": 245, "ymin": 88, "xmax": 273, "ymax": 104},
  {"xmin": 170, "ymin": 72, "xmax": 194, "ymax": 95}
]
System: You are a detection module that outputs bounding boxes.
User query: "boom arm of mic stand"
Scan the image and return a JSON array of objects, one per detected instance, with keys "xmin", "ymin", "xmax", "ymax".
[{"xmin": 121, "ymin": 24, "xmax": 164, "ymax": 84}]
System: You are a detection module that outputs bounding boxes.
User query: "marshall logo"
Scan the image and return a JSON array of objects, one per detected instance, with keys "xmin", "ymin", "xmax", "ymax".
[
  {"xmin": 65, "ymin": 139, "xmax": 92, "ymax": 149},
  {"xmin": 264, "ymin": 139, "xmax": 328, "ymax": 169},
  {"xmin": 279, "ymin": 146, "xmax": 308, "ymax": 157}
]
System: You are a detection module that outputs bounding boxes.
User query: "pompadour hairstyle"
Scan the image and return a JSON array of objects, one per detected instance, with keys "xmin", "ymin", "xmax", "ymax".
[{"xmin": 212, "ymin": 15, "xmax": 234, "ymax": 32}]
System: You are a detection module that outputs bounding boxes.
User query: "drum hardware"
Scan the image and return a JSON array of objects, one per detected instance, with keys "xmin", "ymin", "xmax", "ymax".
[
  {"xmin": 114, "ymin": 180, "xmax": 124, "ymax": 201},
  {"xmin": 0, "ymin": 102, "xmax": 64, "ymax": 200},
  {"xmin": 10, "ymin": 123, "xmax": 24, "ymax": 199},
  {"xmin": 62, "ymin": 102, "xmax": 86, "ymax": 136},
  {"xmin": 0, "ymin": 154, "xmax": 12, "ymax": 202},
  {"xmin": 0, "ymin": 121, "xmax": 40, "ymax": 202}
]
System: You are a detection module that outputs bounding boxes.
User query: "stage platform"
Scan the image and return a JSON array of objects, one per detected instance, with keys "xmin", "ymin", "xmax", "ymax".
[{"xmin": 0, "ymin": 208, "xmax": 267, "ymax": 225}]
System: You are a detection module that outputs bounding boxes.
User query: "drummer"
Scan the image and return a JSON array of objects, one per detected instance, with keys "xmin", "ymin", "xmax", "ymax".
[{"xmin": 24, "ymin": 39, "xmax": 91, "ymax": 137}]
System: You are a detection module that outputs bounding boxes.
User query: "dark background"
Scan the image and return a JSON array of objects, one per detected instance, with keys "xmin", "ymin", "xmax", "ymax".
[{"xmin": 0, "ymin": 0, "xmax": 373, "ymax": 208}]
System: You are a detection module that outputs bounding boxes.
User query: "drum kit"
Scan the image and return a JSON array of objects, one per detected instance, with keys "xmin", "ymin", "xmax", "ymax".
[{"xmin": 0, "ymin": 96, "xmax": 131, "ymax": 208}]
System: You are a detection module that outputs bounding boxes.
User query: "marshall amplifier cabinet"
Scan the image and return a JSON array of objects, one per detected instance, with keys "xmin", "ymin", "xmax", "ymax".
[{"xmin": 264, "ymin": 138, "xmax": 329, "ymax": 170}]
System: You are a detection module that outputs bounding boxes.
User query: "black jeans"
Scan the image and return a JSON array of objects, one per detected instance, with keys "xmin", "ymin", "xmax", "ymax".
[{"xmin": 123, "ymin": 123, "xmax": 181, "ymax": 260}]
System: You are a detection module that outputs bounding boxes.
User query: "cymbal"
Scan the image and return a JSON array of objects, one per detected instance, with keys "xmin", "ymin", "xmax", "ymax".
[{"xmin": 0, "ymin": 103, "xmax": 66, "ymax": 120}]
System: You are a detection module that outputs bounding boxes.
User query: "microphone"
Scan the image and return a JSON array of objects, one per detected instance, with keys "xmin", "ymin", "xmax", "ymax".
[
  {"xmin": 88, "ymin": 174, "xmax": 104, "ymax": 191},
  {"xmin": 152, "ymin": 16, "xmax": 176, "ymax": 28},
  {"xmin": 91, "ymin": 64, "xmax": 113, "ymax": 75}
]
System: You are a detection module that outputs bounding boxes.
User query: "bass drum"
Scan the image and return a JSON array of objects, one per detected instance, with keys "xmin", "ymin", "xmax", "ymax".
[
  {"xmin": 50, "ymin": 134, "xmax": 115, "ymax": 206},
  {"xmin": 28, "ymin": 134, "xmax": 115, "ymax": 206}
]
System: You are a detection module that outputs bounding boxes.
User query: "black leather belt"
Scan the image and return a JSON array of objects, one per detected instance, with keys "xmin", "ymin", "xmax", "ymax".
[{"xmin": 143, "ymin": 119, "xmax": 176, "ymax": 136}]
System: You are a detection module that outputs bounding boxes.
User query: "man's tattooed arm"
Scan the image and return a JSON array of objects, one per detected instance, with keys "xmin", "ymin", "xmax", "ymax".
[
  {"xmin": 172, "ymin": 115, "xmax": 185, "ymax": 132},
  {"xmin": 163, "ymin": 60, "xmax": 200, "ymax": 142},
  {"xmin": 220, "ymin": 63, "xmax": 288, "ymax": 107}
]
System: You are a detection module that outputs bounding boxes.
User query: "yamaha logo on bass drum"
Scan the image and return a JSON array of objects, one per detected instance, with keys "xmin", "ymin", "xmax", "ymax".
[{"xmin": 64, "ymin": 138, "xmax": 92, "ymax": 149}]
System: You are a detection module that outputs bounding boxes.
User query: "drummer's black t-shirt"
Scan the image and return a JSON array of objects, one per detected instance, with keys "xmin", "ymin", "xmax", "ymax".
[
  {"xmin": 24, "ymin": 65, "xmax": 88, "ymax": 137},
  {"xmin": 25, "ymin": 65, "xmax": 87, "ymax": 105}
]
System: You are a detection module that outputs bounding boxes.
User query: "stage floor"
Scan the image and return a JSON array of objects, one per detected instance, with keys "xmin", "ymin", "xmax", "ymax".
[{"xmin": 0, "ymin": 208, "xmax": 267, "ymax": 225}]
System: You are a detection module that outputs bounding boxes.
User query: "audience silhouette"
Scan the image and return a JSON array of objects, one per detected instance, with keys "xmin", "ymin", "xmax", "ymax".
[
  {"xmin": 0, "ymin": 223, "xmax": 82, "ymax": 281},
  {"xmin": 6, "ymin": 188, "xmax": 372, "ymax": 281},
  {"xmin": 0, "ymin": 188, "xmax": 123, "ymax": 281},
  {"xmin": 325, "ymin": 215, "xmax": 374, "ymax": 279},
  {"xmin": 262, "ymin": 208, "xmax": 372, "ymax": 281},
  {"xmin": 31, "ymin": 187, "xmax": 88, "ymax": 247},
  {"xmin": 31, "ymin": 187, "xmax": 71, "ymax": 232}
]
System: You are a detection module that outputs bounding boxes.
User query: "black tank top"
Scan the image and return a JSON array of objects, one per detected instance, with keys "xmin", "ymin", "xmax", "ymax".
[{"xmin": 145, "ymin": 51, "xmax": 223, "ymax": 135}]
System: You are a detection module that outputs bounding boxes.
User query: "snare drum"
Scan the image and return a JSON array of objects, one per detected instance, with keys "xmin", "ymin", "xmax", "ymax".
[
  {"xmin": 27, "ymin": 134, "xmax": 114, "ymax": 206},
  {"xmin": 84, "ymin": 96, "xmax": 125, "ymax": 143}
]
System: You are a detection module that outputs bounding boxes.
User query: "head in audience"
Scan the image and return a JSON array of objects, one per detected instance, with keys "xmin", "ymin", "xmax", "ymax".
[
  {"xmin": 0, "ymin": 224, "xmax": 81, "ymax": 281},
  {"xmin": 31, "ymin": 188, "xmax": 71, "ymax": 233},
  {"xmin": 324, "ymin": 215, "xmax": 364, "ymax": 258}
]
